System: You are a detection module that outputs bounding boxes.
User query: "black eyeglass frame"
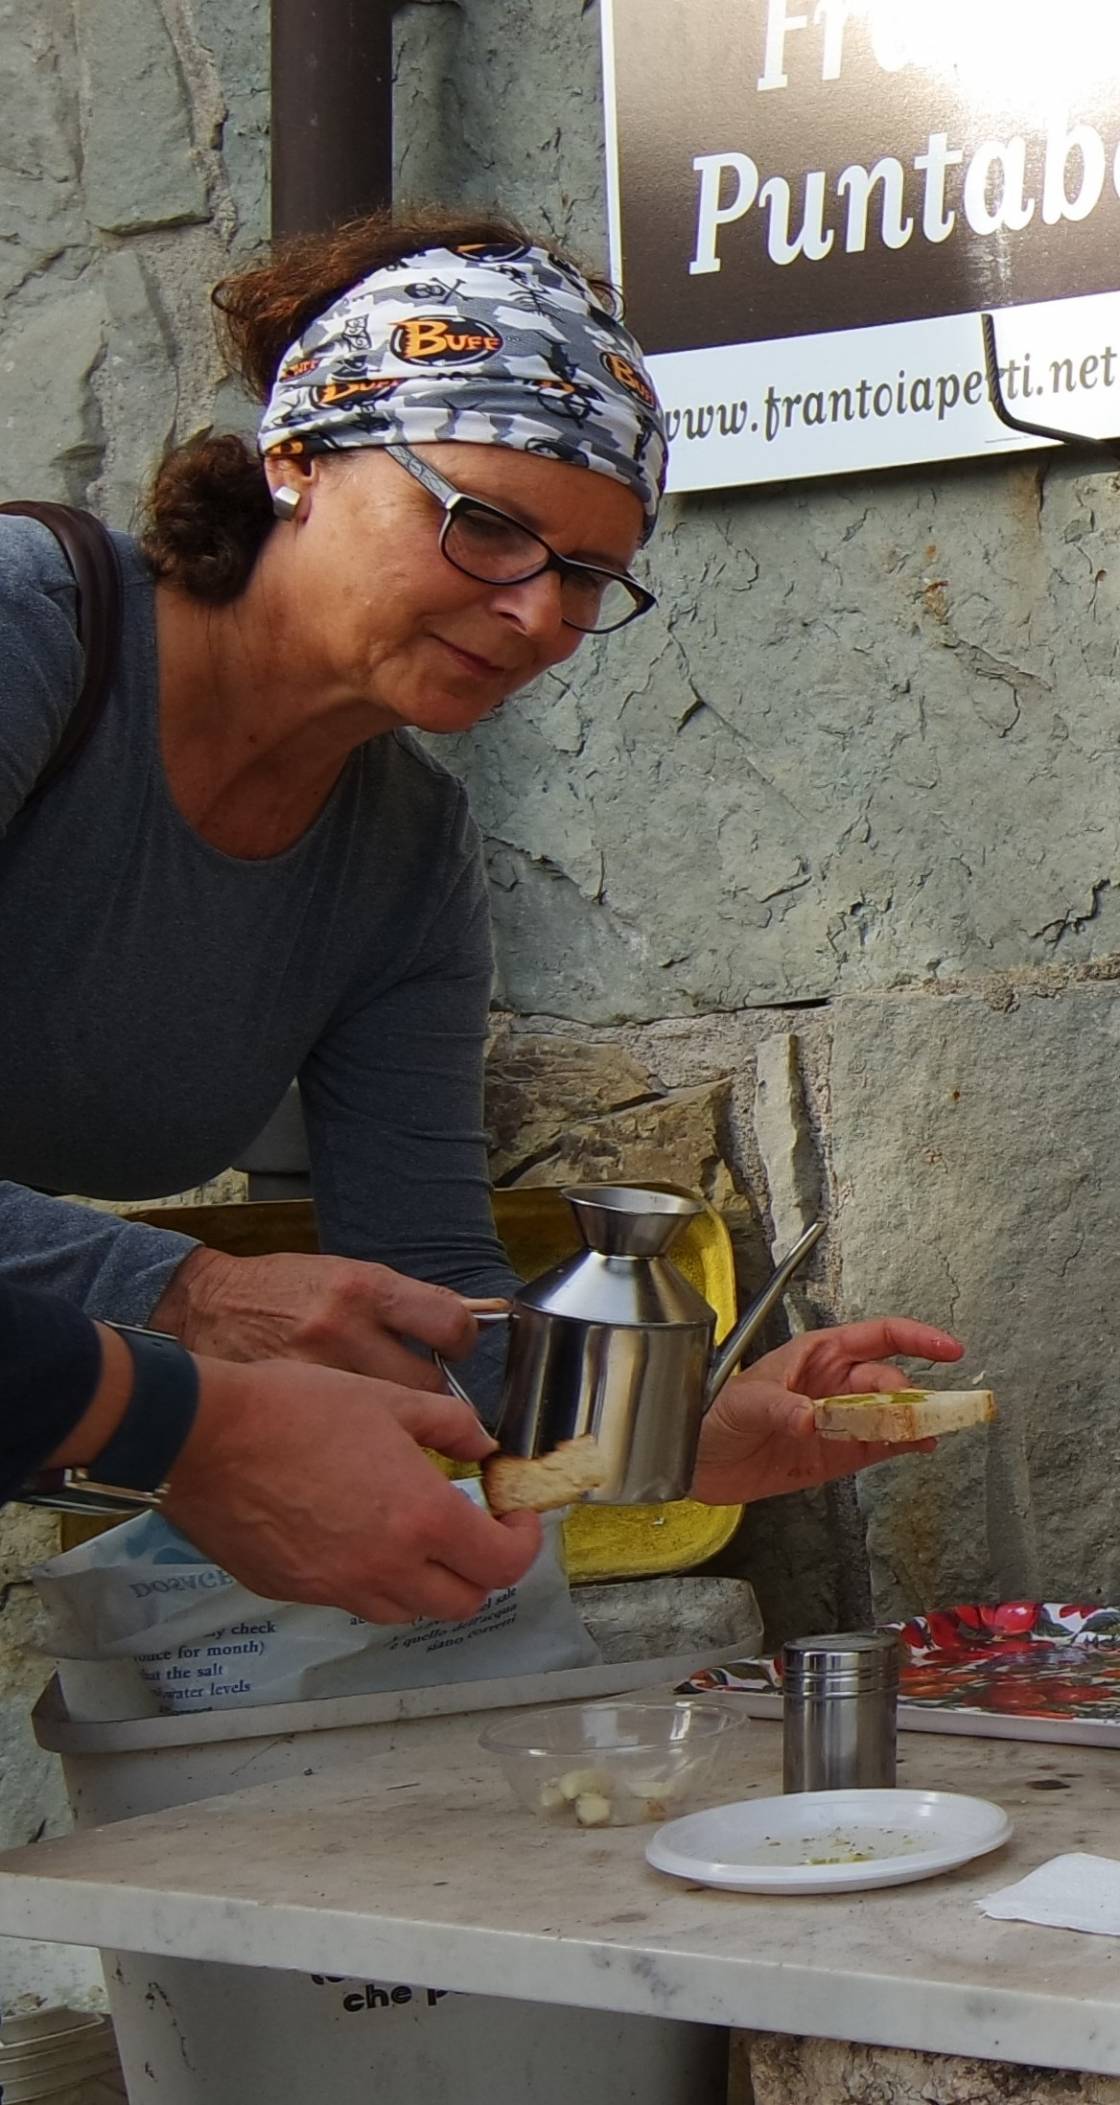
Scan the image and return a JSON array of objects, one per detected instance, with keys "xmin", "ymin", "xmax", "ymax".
[{"xmin": 385, "ymin": 441, "xmax": 656, "ymax": 634}]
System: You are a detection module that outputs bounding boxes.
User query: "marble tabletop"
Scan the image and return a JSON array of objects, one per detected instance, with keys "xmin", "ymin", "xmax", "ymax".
[{"xmin": 2, "ymin": 1711, "xmax": 1120, "ymax": 2075}]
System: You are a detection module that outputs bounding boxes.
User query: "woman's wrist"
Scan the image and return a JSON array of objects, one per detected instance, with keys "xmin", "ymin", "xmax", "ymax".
[
  {"xmin": 44, "ymin": 1321, "xmax": 134, "ymax": 1467},
  {"xmin": 148, "ymin": 1246, "xmax": 232, "ymax": 1347},
  {"xmin": 160, "ymin": 1359, "xmax": 272, "ymax": 1525}
]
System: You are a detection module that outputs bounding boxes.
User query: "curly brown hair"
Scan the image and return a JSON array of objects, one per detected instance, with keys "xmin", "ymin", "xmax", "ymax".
[{"xmin": 138, "ymin": 207, "xmax": 611, "ymax": 602}]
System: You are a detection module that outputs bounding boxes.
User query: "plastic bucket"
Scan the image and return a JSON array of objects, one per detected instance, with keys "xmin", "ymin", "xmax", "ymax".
[
  {"xmin": 100, "ymin": 1956, "xmax": 727, "ymax": 2105},
  {"xmin": 0, "ymin": 2008, "xmax": 126, "ymax": 2102},
  {"xmin": 33, "ymin": 1593, "xmax": 758, "ymax": 2104}
]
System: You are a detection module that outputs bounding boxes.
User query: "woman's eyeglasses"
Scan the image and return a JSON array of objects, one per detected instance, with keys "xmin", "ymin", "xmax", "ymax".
[{"xmin": 386, "ymin": 442, "xmax": 656, "ymax": 635}]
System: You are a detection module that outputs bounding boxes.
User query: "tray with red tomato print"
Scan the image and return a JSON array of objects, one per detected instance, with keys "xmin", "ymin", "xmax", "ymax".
[{"xmin": 677, "ymin": 1604, "xmax": 1120, "ymax": 1749}]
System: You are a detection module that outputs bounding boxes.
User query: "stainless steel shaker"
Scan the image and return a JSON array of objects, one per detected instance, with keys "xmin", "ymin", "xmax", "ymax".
[{"xmin": 781, "ymin": 1632, "xmax": 899, "ymax": 1792}]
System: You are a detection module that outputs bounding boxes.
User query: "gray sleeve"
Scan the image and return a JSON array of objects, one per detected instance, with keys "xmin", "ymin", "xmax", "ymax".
[
  {"xmin": 299, "ymin": 786, "xmax": 517, "ymax": 1421},
  {"xmin": 0, "ymin": 518, "xmax": 84, "ymax": 833},
  {"xmin": 0, "ymin": 522, "xmax": 201, "ymax": 1324},
  {"xmin": 0, "ymin": 1184, "xmax": 201, "ymax": 1326}
]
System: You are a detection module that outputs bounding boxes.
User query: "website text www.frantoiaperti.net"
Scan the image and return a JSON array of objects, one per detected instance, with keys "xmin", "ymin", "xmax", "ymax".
[{"xmin": 663, "ymin": 335, "xmax": 1120, "ymax": 448}]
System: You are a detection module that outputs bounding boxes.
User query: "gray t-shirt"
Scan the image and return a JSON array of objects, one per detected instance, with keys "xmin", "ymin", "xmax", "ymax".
[{"xmin": 0, "ymin": 517, "xmax": 515, "ymax": 1360}]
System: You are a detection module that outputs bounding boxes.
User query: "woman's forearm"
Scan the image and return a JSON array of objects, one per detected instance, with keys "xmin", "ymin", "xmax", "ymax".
[{"xmin": 0, "ymin": 1181, "xmax": 201, "ymax": 1324}]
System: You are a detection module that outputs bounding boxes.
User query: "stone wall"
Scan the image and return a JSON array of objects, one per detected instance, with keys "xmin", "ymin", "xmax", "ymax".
[
  {"xmin": 1, "ymin": 0, "xmax": 267, "ymax": 518},
  {"xmin": 4, "ymin": 0, "xmax": 1120, "ymax": 2011}
]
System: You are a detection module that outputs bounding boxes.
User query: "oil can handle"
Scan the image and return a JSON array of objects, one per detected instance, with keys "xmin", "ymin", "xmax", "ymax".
[{"xmin": 435, "ymin": 1308, "xmax": 511, "ymax": 1408}]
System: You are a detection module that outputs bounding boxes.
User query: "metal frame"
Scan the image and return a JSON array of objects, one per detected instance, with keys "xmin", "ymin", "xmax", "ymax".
[{"xmin": 981, "ymin": 309, "xmax": 1120, "ymax": 458}]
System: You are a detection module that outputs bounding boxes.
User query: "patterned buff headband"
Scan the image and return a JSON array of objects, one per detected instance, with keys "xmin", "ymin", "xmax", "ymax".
[{"xmin": 257, "ymin": 240, "xmax": 667, "ymax": 537}]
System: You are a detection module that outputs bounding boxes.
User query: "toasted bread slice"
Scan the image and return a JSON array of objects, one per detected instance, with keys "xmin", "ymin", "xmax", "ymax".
[
  {"xmin": 482, "ymin": 1434, "xmax": 608, "ymax": 1515},
  {"xmin": 812, "ymin": 1389, "xmax": 997, "ymax": 1443}
]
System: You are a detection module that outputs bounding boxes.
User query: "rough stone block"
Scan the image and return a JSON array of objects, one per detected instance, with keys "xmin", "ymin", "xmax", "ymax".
[
  {"xmin": 0, "ymin": 1588, "xmax": 71, "ymax": 1851},
  {"xmin": 95, "ymin": 249, "xmax": 177, "ymax": 525},
  {"xmin": 0, "ymin": 285, "xmax": 105, "ymax": 501},
  {"xmin": 505, "ymin": 1078, "xmax": 735, "ymax": 1207},
  {"xmin": 0, "ymin": 0, "xmax": 86, "ymax": 303},
  {"xmin": 753, "ymin": 1033, "xmax": 819, "ymax": 1253},
  {"xmin": 735, "ymin": 2031, "xmax": 1120, "ymax": 2102},
  {"xmin": 484, "ymin": 833, "xmax": 679, "ymax": 1024},
  {"xmin": 77, "ymin": 0, "xmax": 207, "ymax": 233},
  {"xmin": 486, "ymin": 1032, "xmax": 655, "ymax": 1181},
  {"xmin": 0, "ymin": 1585, "xmax": 104, "ymax": 2011},
  {"xmin": 193, "ymin": 0, "xmax": 269, "ymax": 243},
  {"xmin": 579, "ymin": 1576, "xmax": 762, "ymax": 1664},
  {"xmin": 0, "ymin": 1509, "xmax": 61, "ymax": 1590},
  {"xmin": 395, "ymin": 0, "xmax": 609, "ymax": 259},
  {"xmin": 831, "ymin": 984, "xmax": 1120, "ymax": 1615},
  {"xmin": 156, "ymin": 1171, "xmax": 249, "ymax": 1207},
  {"xmin": 717, "ymin": 1482, "xmax": 847, "ymax": 1649}
]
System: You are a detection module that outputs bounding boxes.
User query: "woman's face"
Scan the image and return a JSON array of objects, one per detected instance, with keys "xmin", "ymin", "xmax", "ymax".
[{"xmin": 265, "ymin": 440, "xmax": 647, "ymax": 735}]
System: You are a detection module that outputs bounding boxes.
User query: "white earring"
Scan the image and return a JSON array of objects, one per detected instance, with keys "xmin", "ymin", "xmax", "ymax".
[{"xmin": 271, "ymin": 486, "xmax": 302, "ymax": 523}]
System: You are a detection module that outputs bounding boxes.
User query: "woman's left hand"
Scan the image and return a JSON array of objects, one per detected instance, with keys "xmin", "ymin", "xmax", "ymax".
[{"xmin": 690, "ymin": 1317, "xmax": 964, "ymax": 1505}]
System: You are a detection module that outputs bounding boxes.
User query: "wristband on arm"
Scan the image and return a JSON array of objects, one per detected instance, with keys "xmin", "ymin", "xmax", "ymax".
[{"xmin": 21, "ymin": 1324, "xmax": 200, "ymax": 1517}]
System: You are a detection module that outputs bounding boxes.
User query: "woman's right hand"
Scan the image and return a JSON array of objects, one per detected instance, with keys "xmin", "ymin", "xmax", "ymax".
[
  {"xmin": 150, "ymin": 1247, "xmax": 487, "ymax": 1390},
  {"xmin": 161, "ymin": 1357, "xmax": 541, "ymax": 1625}
]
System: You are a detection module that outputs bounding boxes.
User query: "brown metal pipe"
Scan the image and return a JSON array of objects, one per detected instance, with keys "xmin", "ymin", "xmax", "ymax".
[{"xmin": 270, "ymin": 0, "xmax": 398, "ymax": 239}]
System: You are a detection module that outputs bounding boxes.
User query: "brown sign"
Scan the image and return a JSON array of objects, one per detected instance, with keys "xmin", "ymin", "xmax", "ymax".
[{"xmin": 603, "ymin": 0, "xmax": 1120, "ymax": 486}]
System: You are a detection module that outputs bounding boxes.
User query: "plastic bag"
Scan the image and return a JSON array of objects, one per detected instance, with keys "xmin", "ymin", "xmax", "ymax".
[{"xmin": 32, "ymin": 1483, "xmax": 600, "ymax": 1719}]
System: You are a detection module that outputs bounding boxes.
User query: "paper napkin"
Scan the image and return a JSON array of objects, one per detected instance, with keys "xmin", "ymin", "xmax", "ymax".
[{"xmin": 980, "ymin": 1853, "xmax": 1120, "ymax": 1935}]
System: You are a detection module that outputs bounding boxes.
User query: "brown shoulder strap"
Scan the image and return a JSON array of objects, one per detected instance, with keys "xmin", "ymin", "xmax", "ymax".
[{"xmin": 0, "ymin": 500, "xmax": 124, "ymax": 804}]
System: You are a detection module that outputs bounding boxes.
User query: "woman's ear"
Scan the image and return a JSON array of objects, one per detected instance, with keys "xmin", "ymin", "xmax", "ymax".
[{"xmin": 264, "ymin": 455, "xmax": 316, "ymax": 523}]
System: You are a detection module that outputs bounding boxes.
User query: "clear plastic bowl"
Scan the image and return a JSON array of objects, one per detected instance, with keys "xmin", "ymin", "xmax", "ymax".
[{"xmin": 479, "ymin": 1700, "xmax": 743, "ymax": 1827}]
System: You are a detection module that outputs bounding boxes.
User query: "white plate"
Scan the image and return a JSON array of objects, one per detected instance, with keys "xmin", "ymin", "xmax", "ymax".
[{"xmin": 645, "ymin": 1789, "xmax": 1012, "ymax": 1894}]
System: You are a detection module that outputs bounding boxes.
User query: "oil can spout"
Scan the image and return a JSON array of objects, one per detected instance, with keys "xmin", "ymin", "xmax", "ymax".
[{"xmin": 703, "ymin": 1218, "xmax": 827, "ymax": 1409}]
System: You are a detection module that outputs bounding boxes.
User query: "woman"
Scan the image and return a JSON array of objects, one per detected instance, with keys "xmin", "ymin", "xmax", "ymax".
[{"xmin": 0, "ymin": 209, "xmax": 962, "ymax": 1608}]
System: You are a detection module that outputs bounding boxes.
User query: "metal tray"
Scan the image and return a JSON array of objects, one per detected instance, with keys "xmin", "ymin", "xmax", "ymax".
[{"xmin": 678, "ymin": 1602, "xmax": 1120, "ymax": 1749}]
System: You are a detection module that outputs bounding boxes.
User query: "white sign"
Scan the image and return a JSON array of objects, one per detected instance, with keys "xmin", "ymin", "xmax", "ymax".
[{"xmin": 602, "ymin": 0, "xmax": 1120, "ymax": 489}]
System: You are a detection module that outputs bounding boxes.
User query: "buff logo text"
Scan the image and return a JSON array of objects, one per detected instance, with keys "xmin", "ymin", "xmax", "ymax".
[
  {"xmin": 601, "ymin": 352, "xmax": 656, "ymax": 407},
  {"xmin": 390, "ymin": 316, "xmax": 503, "ymax": 364},
  {"xmin": 311, "ymin": 377, "xmax": 398, "ymax": 407}
]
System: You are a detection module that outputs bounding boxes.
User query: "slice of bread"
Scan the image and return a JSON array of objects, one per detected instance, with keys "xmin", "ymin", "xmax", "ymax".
[
  {"xmin": 482, "ymin": 1434, "xmax": 608, "ymax": 1515},
  {"xmin": 812, "ymin": 1389, "xmax": 997, "ymax": 1443}
]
